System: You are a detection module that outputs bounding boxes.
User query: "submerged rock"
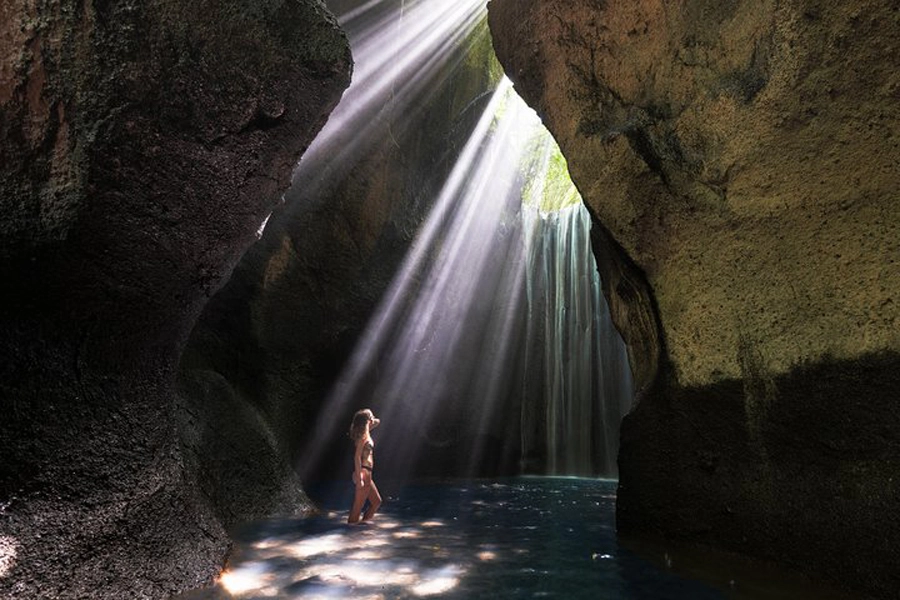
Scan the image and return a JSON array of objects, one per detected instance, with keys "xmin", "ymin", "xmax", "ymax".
[
  {"xmin": 0, "ymin": 0, "xmax": 350, "ymax": 597},
  {"xmin": 489, "ymin": 0, "xmax": 899, "ymax": 597}
]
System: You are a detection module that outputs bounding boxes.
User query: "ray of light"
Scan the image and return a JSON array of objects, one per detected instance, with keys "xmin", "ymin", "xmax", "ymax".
[
  {"xmin": 293, "ymin": 0, "xmax": 634, "ymax": 485},
  {"xmin": 279, "ymin": 0, "xmax": 489, "ymax": 215},
  {"xmin": 297, "ymin": 78, "xmax": 546, "ymax": 480}
]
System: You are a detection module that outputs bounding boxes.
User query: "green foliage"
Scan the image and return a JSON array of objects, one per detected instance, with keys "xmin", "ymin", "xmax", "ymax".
[
  {"xmin": 534, "ymin": 143, "xmax": 581, "ymax": 212},
  {"xmin": 462, "ymin": 21, "xmax": 505, "ymax": 87},
  {"xmin": 517, "ymin": 113, "xmax": 582, "ymax": 213}
]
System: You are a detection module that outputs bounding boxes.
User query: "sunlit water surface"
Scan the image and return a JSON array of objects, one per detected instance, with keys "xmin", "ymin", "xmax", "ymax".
[{"xmin": 177, "ymin": 478, "xmax": 856, "ymax": 599}]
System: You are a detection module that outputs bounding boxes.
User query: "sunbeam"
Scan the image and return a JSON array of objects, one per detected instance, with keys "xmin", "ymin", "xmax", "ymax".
[
  {"xmin": 298, "ymin": 73, "xmax": 633, "ymax": 482},
  {"xmin": 278, "ymin": 0, "xmax": 490, "ymax": 214},
  {"xmin": 294, "ymin": 0, "xmax": 634, "ymax": 489},
  {"xmin": 298, "ymin": 77, "xmax": 529, "ymax": 481}
]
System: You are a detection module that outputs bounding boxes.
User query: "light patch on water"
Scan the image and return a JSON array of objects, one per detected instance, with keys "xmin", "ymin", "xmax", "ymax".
[
  {"xmin": 392, "ymin": 530, "xmax": 421, "ymax": 539},
  {"xmin": 418, "ymin": 520, "xmax": 445, "ymax": 528},
  {"xmin": 285, "ymin": 533, "xmax": 347, "ymax": 559},
  {"xmin": 252, "ymin": 537, "xmax": 286, "ymax": 551},
  {"xmin": 216, "ymin": 516, "xmax": 474, "ymax": 599},
  {"xmin": 299, "ymin": 560, "xmax": 419, "ymax": 588},
  {"xmin": 346, "ymin": 549, "xmax": 390, "ymax": 560},
  {"xmin": 219, "ymin": 562, "xmax": 272, "ymax": 595},
  {"xmin": 298, "ymin": 594, "xmax": 385, "ymax": 600},
  {"xmin": 411, "ymin": 565, "xmax": 464, "ymax": 596},
  {"xmin": 356, "ymin": 536, "xmax": 391, "ymax": 548},
  {"xmin": 0, "ymin": 536, "xmax": 19, "ymax": 578},
  {"xmin": 183, "ymin": 480, "xmax": 799, "ymax": 600}
]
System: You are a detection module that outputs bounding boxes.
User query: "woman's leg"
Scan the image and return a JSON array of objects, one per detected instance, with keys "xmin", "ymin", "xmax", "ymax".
[
  {"xmin": 348, "ymin": 472, "xmax": 371, "ymax": 524},
  {"xmin": 362, "ymin": 480, "xmax": 382, "ymax": 521}
]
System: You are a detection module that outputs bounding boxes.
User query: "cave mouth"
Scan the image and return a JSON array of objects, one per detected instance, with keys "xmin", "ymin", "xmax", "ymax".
[
  {"xmin": 286, "ymin": 1, "xmax": 635, "ymax": 489},
  {"xmin": 168, "ymin": 2, "xmax": 869, "ymax": 599},
  {"xmin": 177, "ymin": 0, "xmax": 634, "ymax": 530}
]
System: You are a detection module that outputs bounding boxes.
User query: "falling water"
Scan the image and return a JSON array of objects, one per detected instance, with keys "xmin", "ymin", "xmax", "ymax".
[
  {"xmin": 514, "ymin": 130, "xmax": 634, "ymax": 477},
  {"xmin": 296, "ymin": 0, "xmax": 634, "ymax": 480},
  {"xmin": 521, "ymin": 202, "xmax": 633, "ymax": 477}
]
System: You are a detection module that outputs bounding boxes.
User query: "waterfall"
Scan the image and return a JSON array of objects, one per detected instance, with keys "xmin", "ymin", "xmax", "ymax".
[{"xmin": 520, "ymin": 147, "xmax": 634, "ymax": 478}]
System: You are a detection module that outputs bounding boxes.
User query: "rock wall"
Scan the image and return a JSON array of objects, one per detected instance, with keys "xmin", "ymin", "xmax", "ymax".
[
  {"xmin": 489, "ymin": 0, "xmax": 899, "ymax": 597},
  {"xmin": 0, "ymin": 1, "xmax": 350, "ymax": 598}
]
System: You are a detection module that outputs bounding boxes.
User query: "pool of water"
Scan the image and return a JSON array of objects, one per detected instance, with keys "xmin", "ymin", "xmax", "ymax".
[{"xmin": 180, "ymin": 478, "xmax": 853, "ymax": 599}]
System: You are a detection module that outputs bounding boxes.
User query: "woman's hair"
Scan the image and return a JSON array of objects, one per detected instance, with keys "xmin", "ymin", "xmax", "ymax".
[{"xmin": 349, "ymin": 408, "xmax": 374, "ymax": 441}]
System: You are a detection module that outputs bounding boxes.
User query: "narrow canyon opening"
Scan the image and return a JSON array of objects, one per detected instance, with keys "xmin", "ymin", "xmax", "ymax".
[
  {"xmin": 177, "ymin": 0, "xmax": 635, "ymax": 507},
  {"xmin": 3, "ymin": 0, "xmax": 896, "ymax": 598}
]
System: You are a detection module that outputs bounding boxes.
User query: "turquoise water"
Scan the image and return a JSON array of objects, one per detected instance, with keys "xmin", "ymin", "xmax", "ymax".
[{"xmin": 182, "ymin": 478, "xmax": 851, "ymax": 599}]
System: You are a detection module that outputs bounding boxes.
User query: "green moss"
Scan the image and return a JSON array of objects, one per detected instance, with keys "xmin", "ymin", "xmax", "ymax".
[
  {"xmin": 447, "ymin": 20, "xmax": 506, "ymax": 123},
  {"xmin": 537, "ymin": 144, "xmax": 581, "ymax": 211},
  {"xmin": 519, "ymin": 117, "xmax": 582, "ymax": 213},
  {"xmin": 463, "ymin": 20, "xmax": 505, "ymax": 86}
]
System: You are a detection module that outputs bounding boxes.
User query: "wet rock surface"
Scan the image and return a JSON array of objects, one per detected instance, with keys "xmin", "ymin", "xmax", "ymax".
[
  {"xmin": 0, "ymin": 0, "xmax": 350, "ymax": 597},
  {"xmin": 489, "ymin": 0, "xmax": 899, "ymax": 597}
]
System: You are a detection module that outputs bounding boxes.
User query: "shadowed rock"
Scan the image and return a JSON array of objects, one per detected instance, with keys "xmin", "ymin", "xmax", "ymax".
[{"xmin": 0, "ymin": 1, "xmax": 350, "ymax": 597}]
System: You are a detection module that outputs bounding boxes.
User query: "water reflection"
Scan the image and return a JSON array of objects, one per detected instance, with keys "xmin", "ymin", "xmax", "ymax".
[
  {"xmin": 177, "ymin": 479, "xmax": 857, "ymax": 599},
  {"xmin": 179, "ymin": 479, "xmax": 721, "ymax": 599},
  {"xmin": 219, "ymin": 514, "xmax": 465, "ymax": 597}
]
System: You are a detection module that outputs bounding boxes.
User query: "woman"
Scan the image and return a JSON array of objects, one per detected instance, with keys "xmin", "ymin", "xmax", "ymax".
[{"xmin": 348, "ymin": 408, "xmax": 382, "ymax": 524}]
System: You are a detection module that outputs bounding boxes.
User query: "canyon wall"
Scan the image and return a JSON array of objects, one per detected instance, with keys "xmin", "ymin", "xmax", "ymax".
[
  {"xmin": 0, "ymin": 1, "xmax": 350, "ymax": 597},
  {"xmin": 489, "ymin": 0, "xmax": 899, "ymax": 597}
]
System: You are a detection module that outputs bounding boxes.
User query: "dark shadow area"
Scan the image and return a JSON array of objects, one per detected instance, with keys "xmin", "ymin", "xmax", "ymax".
[{"xmin": 618, "ymin": 351, "xmax": 900, "ymax": 600}]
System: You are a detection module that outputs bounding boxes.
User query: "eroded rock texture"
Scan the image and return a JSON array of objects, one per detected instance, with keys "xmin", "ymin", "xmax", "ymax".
[
  {"xmin": 0, "ymin": 1, "xmax": 350, "ymax": 598},
  {"xmin": 489, "ymin": 0, "xmax": 899, "ymax": 597}
]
